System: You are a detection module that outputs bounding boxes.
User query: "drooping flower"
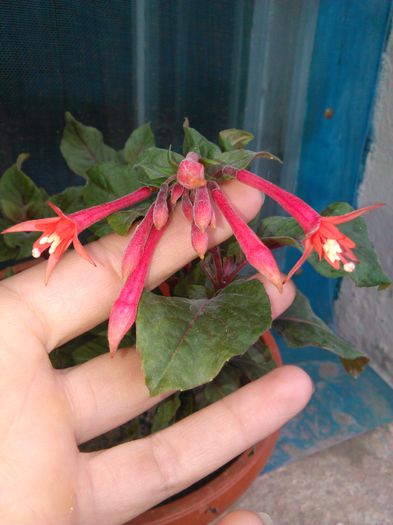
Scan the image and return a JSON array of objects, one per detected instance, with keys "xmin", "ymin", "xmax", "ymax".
[
  {"xmin": 1, "ymin": 186, "xmax": 152, "ymax": 282},
  {"xmin": 210, "ymin": 183, "xmax": 282, "ymax": 292},
  {"xmin": 108, "ymin": 223, "xmax": 167, "ymax": 355},
  {"xmin": 235, "ymin": 168, "xmax": 383, "ymax": 278}
]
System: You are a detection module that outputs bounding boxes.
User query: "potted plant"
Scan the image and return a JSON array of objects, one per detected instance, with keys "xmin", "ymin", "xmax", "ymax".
[{"xmin": 0, "ymin": 114, "xmax": 390, "ymax": 524}]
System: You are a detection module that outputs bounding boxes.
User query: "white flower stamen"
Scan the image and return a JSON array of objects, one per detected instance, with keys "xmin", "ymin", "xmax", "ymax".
[
  {"xmin": 343, "ymin": 262, "xmax": 355, "ymax": 272},
  {"xmin": 322, "ymin": 238, "xmax": 342, "ymax": 263},
  {"xmin": 32, "ymin": 248, "xmax": 41, "ymax": 258},
  {"xmin": 48, "ymin": 234, "xmax": 62, "ymax": 254}
]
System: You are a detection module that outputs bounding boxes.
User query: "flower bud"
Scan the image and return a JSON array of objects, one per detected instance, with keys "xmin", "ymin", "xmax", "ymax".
[
  {"xmin": 181, "ymin": 192, "xmax": 193, "ymax": 222},
  {"xmin": 193, "ymin": 186, "xmax": 212, "ymax": 232},
  {"xmin": 171, "ymin": 183, "xmax": 184, "ymax": 205},
  {"xmin": 177, "ymin": 157, "xmax": 206, "ymax": 189},
  {"xmin": 153, "ymin": 184, "xmax": 169, "ymax": 230},
  {"xmin": 191, "ymin": 222, "xmax": 208, "ymax": 259}
]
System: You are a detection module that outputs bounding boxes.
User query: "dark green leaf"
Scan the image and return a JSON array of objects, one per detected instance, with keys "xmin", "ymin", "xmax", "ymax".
[
  {"xmin": 183, "ymin": 124, "xmax": 221, "ymax": 159},
  {"xmin": 151, "ymin": 394, "xmax": 181, "ymax": 433},
  {"xmin": 0, "ymin": 154, "xmax": 46, "ymax": 222},
  {"xmin": 134, "ymin": 147, "xmax": 183, "ymax": 185},
  {"xmin": 137, "ymin": 279, "xmax": 272, "ymax": 395},
  {"xmin": 218, "ymin": 129, "xmax": 254, "ymax": 151},
  {"xmin": 218, "ymin": 150, "xmax": 256, "ymax": 169},
  {"xmin": 230, "ymin": 339, "xmax": 275, "ymax": 381},
  {"xmin": 2, "ymin": 230, "xmax": 39, "ymax": 260},
  {"xmin": 50, "ymin": 186, "xmax": 85, "ymax": 214},
  {"xmin": 83, "ymin": 162, "xmax": 143, "ymax": 206},
  {"xmin": 124, "ymin": 123, "xmax": 155, "ymax": 165},
  {"xmin": 273, "ymin": 289, "xmax": 367, "ymax": 365},
  {"xmin": 203, "ymin": 368, "xmax": 240, "ymax": 404},
  {"xmin": 107, "ymin": 205, "xmax": 149, "ymax": 235},
  {"xmin": 60, "ymin": 112, "xmax": 118, "ymax": 178}
]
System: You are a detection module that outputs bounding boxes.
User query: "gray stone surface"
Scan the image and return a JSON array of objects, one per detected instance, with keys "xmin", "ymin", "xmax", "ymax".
[
  {"xmin": 225, "ymin": 423, "xmax": 393, "ymax": 525},
  {"xmin": 335, "ymin": 29, "xmax": 393, "ymax": 387}
]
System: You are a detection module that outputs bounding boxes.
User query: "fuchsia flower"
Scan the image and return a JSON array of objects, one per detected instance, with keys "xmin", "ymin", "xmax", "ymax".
[
  {"xmin": 235, "ymin": 168, "xmax": 383, "ymax": 280},
  {"xmin": 1, "ymin": 187, "xmax": 152, "ymax": 283}
]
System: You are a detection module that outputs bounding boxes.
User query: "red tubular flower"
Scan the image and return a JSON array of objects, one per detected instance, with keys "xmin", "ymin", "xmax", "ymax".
[
  {"xmin": 210, "ymin": 185, "xmax": 283, "ymax": 292},
  {"xmin": 121, "ymin": 204, "xmax": 154, "ymax": 278},
  {"xmin": 236, "ymin": 168, "xmax": 383, "ymax": 278},
  {"xmin": 2, "ymin": 186, "xmax": 152, "ymax": 283},
  {"xmin": 108, "ymin": 224, "xmax": 166, "ymax": 355},
  {"xmin": 285, "ymin": 204, "xmax": 383, "ymax": 280}
]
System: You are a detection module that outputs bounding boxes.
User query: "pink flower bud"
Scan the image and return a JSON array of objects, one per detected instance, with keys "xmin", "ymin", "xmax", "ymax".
[
  {"xmin": 171, "ymin": 183, "xmax": 184, "ymax": 205},
  {"xmin": 177, "ymin": 158, "xmax": 206, "ymax": 189},
  {"xmin": 121, "ymin": 204, "xmax": 154, "ymax": 277},
  {"xmin": 211, "ymin": 187, "xmax": 282, "ymax": 292},
  {"xmin": 193, "ymin": 186, "xmax": 212, "ymax": 232},
  {"xmin": 153, "ymin": 184, "xmax": 169, "ymax": 230},
  {"xmin": 181, "ymin": 192, "xmax": 193, "ymax": 222},
  {"xmin": 108, "ymin": 226, "xmax": 165, "ymax": 355},
  {"xmin": 191, "ymin": 222, "xmax": 208, "ymax": 259}
]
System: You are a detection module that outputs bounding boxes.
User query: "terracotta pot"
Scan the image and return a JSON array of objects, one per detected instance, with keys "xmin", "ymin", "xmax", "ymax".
[{"xmin": 126, "ymin": 332, "xmax": 281, "ymax": 525}]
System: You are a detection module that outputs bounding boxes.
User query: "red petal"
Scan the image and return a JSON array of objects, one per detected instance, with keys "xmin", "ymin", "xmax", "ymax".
[
  {"xmin": 47, "ymin": 201, "xmax": 69, "ymax": 219},
  {"xmin": 44, "ymin": 239, "xmax": 72, "ymax": 284},
  {"xmin": 1, "ymin": 217, "xmax": 57, "ymax": 233},
  {"xmin": 284, "ymin": 239, "xmax": 314, "ymax": 282},
  {"xmin": 323, "ymin": 203, "xmax": 384, "ymax": 225},
  {"xmin": 72, "ymin": 236, "xmax": 96, "ymax": 266}
]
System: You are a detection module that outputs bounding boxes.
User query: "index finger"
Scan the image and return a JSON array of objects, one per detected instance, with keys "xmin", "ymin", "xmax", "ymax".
[{"xmin": 1, "ymin": 181, "xmax": 263, "ymax": 351}]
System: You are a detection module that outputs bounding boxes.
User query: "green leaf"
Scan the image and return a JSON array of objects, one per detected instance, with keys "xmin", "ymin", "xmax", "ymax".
[
  {"xmin": 259, "ymin": 216, "xmax": 302, "ymax": 250},
  {"xmin": 107, "ymin": 205, "xmax": 149, "ymax": 236},
  {"xmin": 123, "ymin": 123, "xmax": 155, "ymax": 165},
  {"xmin": 0, "ymin": 154, "xmax": 46, "ymax": 222},
  {"xmin": 218, "ymin": 128, "xmax": 254, "ymax": 151},
  {"xmin": 60, "ymin": 112, "xmax": 118, "ymax": 178},
  {"xmin": 183, "ymin": 124, "xmax": 221, "ymax": 159},
  {"xmin": 308, "ymin": 202, "xmax": 391, "ymax": 289},
  {"xmin": 50, "ymin": 186, "xmax": 85, "ymax": 214},
  {"xmin": 230, "ymin": 339, "xmax": 275, "ymax": 381},
  {"xmin": 151, "ymin": 394, "xmax": 181, "ymax": 433},
  {"xmin": 2, "ymin": 230, "xmax": 39, "ymax": 260},
  {"xmin": 273, "ymin": 290, "xmax": 368, "ymax": 368},
  {"xmin": 218, "ymin": 150, "xmax": 256, "ymax": 169},
  {"xmin": 137, "ymin": 279, "xmax": 272, "ymax": 395},
  {"xmin": 83, "ymin": 162, "xmax": 143, "ymax": 206},
  {"xmin": 134, "ymin": 147, "xmax": 183, "ymax": 185},
  {"xmin": 203, "ymin": 368, "xmax": 240, "ymax": 405}
]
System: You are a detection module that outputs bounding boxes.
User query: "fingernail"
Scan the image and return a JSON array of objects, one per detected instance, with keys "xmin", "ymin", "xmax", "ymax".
[{"xmin": 258, "ymin": 512, "xmax": 274, "ymax": 525}]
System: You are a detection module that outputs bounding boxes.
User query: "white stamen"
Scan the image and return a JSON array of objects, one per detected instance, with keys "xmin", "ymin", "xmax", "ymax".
[
  {"xmin": 39, "ymin": 236, "xmax": 49, "ymax": 245},
  {"xmin": 343, "ymin": 262, "xmax": 355, "ymax": 272},
  {"xmin": 48, "ymin": 234, "xmax": 62, "ymax": 254},
  {"xmin": 32, "ymin": 248, "xmax": 41, "ymax": 258},
  {"xmin": 323, "ymin": 238, "xmax": 343, "ymax": 263}
]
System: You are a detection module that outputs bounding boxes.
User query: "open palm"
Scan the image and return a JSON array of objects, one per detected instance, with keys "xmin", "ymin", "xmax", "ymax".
[{"xmin": 0, "ymin": 181, "xmax": 312, "ymax": 525}]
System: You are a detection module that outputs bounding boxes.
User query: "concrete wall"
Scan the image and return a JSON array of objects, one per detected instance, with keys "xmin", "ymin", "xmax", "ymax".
[{"xmin": 335, "ymin": 30, "xmax": 393, "ymax": 386}]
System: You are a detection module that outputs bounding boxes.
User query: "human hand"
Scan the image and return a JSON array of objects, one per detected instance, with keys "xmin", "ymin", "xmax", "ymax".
[{"xmin": 0, "ymin": 181, "xmax": 312, "ymax": 525}]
